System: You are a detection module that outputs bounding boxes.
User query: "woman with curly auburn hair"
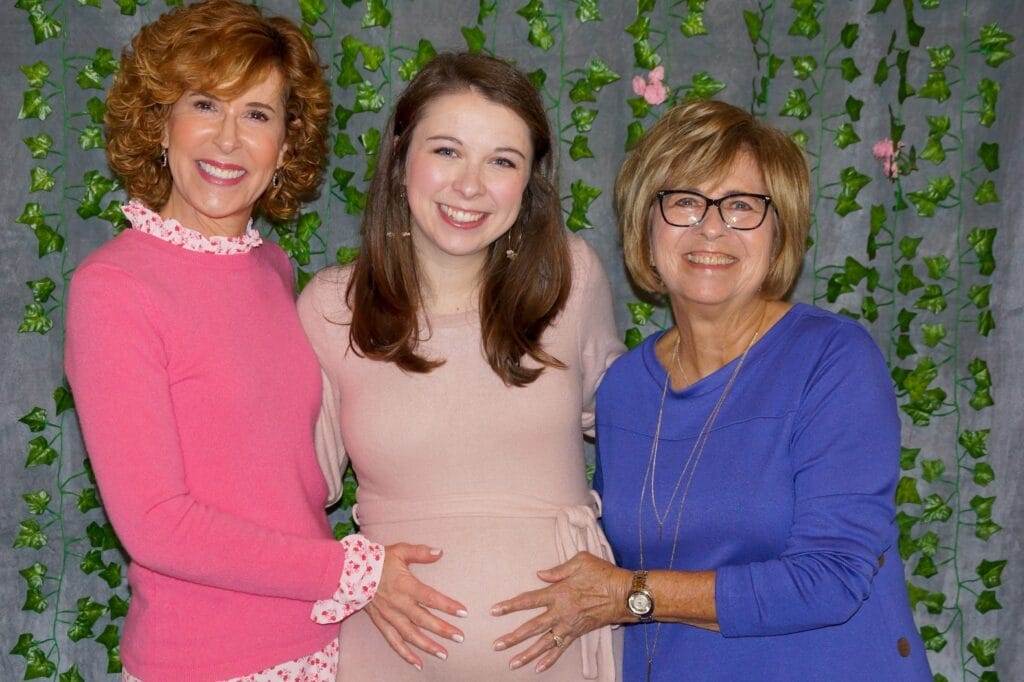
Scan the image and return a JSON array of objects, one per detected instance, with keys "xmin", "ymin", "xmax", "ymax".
[
  {"xmin": 298, "ymin": 52, "xmax": 624, "ymax": 679},
  {"xmin": 65, "ymin": 1, "xmax": 393, "ymax": 680}
]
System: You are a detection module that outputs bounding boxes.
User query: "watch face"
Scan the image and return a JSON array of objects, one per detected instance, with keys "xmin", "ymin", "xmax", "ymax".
[{"xmin": 628, "ymin": 591, "xmax": 653, "ymax": 615}]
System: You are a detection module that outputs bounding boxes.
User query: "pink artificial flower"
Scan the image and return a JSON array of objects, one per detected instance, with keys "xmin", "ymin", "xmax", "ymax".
[
  {"xmin": 632, "ymin": 67, "xmax": 669, "ymax": 106},
  {"xmin": 872, "ymin": 138, "xmax": 904, "ymax": 180}
]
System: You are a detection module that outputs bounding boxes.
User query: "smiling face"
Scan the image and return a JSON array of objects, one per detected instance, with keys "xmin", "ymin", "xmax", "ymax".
[
  {"xmin": 160, "ymin": 69, "xmax": 288, "ymax": 235},
  {"xmin": 651, "ymin": 151, "xmax": 775, "ymax": 314},
  {"xmin": 402, "ymin": 90, "xmax": 532, "ymax": 273}
]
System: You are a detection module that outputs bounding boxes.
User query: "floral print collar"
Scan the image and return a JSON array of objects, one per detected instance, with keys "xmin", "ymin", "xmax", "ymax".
[{"xmin": 122, "ymin": 200, "xmax": 262, "ymax": 255}]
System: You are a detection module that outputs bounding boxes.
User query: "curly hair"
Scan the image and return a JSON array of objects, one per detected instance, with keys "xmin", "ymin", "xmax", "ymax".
[{"xmin": 104, "ymin": 0, "xmax": 331, "ymax": 221}]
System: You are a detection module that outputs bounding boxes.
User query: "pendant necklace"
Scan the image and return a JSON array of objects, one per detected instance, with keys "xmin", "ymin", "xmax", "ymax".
[{"xmin": 637, "ymin": 304, "xmax": 766, "ymax": 682}]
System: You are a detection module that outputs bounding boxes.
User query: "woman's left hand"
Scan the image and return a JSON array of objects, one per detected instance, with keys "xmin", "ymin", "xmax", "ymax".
[{"xmin": 490, "ymin": 551, "xmax": 631, "ymax": 673}]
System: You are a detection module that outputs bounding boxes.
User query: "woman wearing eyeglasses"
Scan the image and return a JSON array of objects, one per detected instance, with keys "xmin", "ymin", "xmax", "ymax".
[{"xmin": 491, "ymin": 100, "xmax": 932, "ymax": 681}]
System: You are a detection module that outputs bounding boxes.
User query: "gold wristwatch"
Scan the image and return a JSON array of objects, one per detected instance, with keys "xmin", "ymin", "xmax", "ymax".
[{"xmin": 626, "ymin": 570, "xmax": 655, "ymax": 623}]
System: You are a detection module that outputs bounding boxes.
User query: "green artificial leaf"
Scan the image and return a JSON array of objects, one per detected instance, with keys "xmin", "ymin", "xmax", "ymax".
[
  {"xmin": 779, "ymin": 88, "xmax": 811, "ymax": 120},
  {"xmin": 899, "ymin": 446, "xmax": 920, "ymax": 470},
  {"xmin": 398, "ymin": 40, "xmax": 436, "ymax": 81},
  {"xmin": 19, "ymin": 562, "xmax": 46, "ymax": 589},
  {"xmin": 26, "ymin": 435, "xmax": 57, "ymax": 466},
  {"xmin": 334, "ymin": 132, "xmax": 357, "ymax": 158},
  {"xmin": 353, "ymin": 81, "xmax": 384, "ymax": 113},
  {"xmin": 927, "ymin": 45, "xmax": 954, "ymax": 69},
  {"xmin": 19, "ymin": 88, "xmax": 53, "ymax": 120},
  {"xmin": 27, "ymin": 4, "xmax": 62, "ymax": 44},
  {"xmin": 974, "ymin": 179, "xmax": 999, "ymax": 205},
  {"xmin": 921, "ymin": 459, "xmax": 945, "ymax": 483},
  {"xmin": 361, "ymin": 0, "xmax": 391, "ymax": 28},
  {"xmin": 22, "ymin": 490, "xmax": 51, "ymax": 515},
  {"xmin": 835, "ymin": 167, "xmax": 871, "ymax": 216},
  {"xmin": 19, "ymin": 406, "xmax": 48, "ymax": 432},
  {"xmin": 679, "ymin": 10, "xmax": 706, "ymax": 37},
  {"xmin": 25, "ymin": 648, "xmax": 58, "ymax": 679},
  {"xmin": 921, "ymin": 493, "xmax": 952, "ymax": 522},
  {"xmin": 86, "ymin": 521, "xmax": 120, "ymax": 551},
  {"xmin": 968, "ymin": 283, "xmax": 991, "ymax": 309},
  {"xmin": 959, "ymin": 429, "xmax": 990, "ymax": 459},
  {"xmin": 895, "ymin": 49, "xmax": 915, "ymax": 102},
  {"xmin": 923, "ymin": 255, "xmax": 949, "ymax": 280},
  {"xmin": 76, "ymin": 64, "xmax": 105, "ymax": 90},
  {"xmin": 791, "ymin": 55, "xmax": 817, "ymax": 80},
  {"xmin": 895, "ymin": 334, "xmax": 916, "ymax": 359},
  {"xmin": 341, "ymin": 464, "xmax": 359, "ymax": 509},
  {"xmin": 978, "ymin": 78, "xmax": 999, "ymax": 127},
  {"xmin": 920, "ymin": 136, "xmax": 945, "ymax": 164},
  {"xmin": 627, "ymin": 13, "xmax": 651, "ymax": 40},
  {"xmin": 967, "ymin": 227, "xmax": 997, "ymax": 275},
  {"xmin": 904, "ymin": 1, "xmax": 924, "ymax": 46},
  {"xmin": 108, "ymin": 594, "xmax": 130, "ymax": 619},
  {"xmin": 525, "ymin": 16, "xmax": 555, "ymax": 51},
  {"xmin": 568, "ymin": 134, "xmax": 593, "ymax": 161},
  {"xmin": 969, "ymin": 357, "xmax": 992, "ymax": 389},
  {"xmin": 861, "ymin": 296, "xmax": 879, "ymax": 322},
  {"xmin": 967, "ymin": 637, "xmax": 1000, "ymax": 667},
  {"xmin": 332, "ymin": 520, "xmax": 355, "ymax": 539},
  {"xmin": 627, "ymin": 96, "xmax": 650, "ymax": 119},
  {"xmin": 67, "ymin": 597, "xmax": 106, "ymax": 641},
  {"xmin": 920, "ymin": 625, "xmax": 946, "ymax": 652},
  {"xmin": 825, "ymin": 273, "xmax": 852, "ymax": 303},
  {"xmin": 977, "ymin": 309, "xmax": 996, "ymax": 337},
  {"xmin": 920, "ymin": 323, "xmax": 946, "ymax": 347},
  {"xmin": 113, "ymin": 0, "xmax": 137, "ymax": 15},
  {"xmin": 896, "ymin": 236, "xmax": 921, "ymax": 262},
  {"xmin": 336, "ymin": 246, "xmax": 359, "ymax": 265},
  {"xmin": 77, "ymin": 170, "xmax": 118, "ymax": 219},
  {"xmin": 976, "ymin": 590, "xmax": 1002, "ymax": 614},
  {"xmin": 919, "ymin": 0, "xmax": 939, "ymax": 7},
  {"xmin": 29, "ymin": 166, "xmax": 55, "ymax": 192},
  {"xmin": 53, "ymin": 385, "xmax": 74, "ymax": 415},
  {"xmin": 979, "ymin": 23, "xmax": 1015, "ymax": 67},
  {"xmin": 566, "ymin": 179, "xmax": 602, "ymax": 231},
  {"xmin": 906, "ymin": 582, "xmax": 946, "ymax": 613},
  {"xmin": 526, "ymin": 68, "xmax": 547, "ymax": 90},
  {"xmin": 27, "ymin": 277, "xmax": 55, "ymax": 304},
  {"xmin": 907, "ymin": 175, "xmax": 955, "ymax": 217},
  {"xmin": 627, "ymin": 301, "xmax": 655, "ymax": 325},
  {"xmin": 84, "ymin": 96, "xmax": 105, "ymax": 124},
  {"xmin": 461, "ymin": 25, "xmax": 487, "ymax": 53},
  {"xmin": 23, "ymin": 133, "xmax": 54, "ymax": 159},
  {"xmin": 743, "ymin": 9, "xmax": 762, "ymax": 43},
  {"xmin": 976, "ymin": 519, "xmax": 1001, "ymax": 541},
  {"xmin": 978, "ymin": 142, "xmax": 999, "ymax": 171},
  {"xmin": 331, "ymin": 167, "xmax": 354, "ymax": 191},
  {"xmin": 874, "ymin": 56, "xmax": 890, "ymax": 84},
  {"xmin": 360, "ymin": 127, "xmax": 381, "ymax": 180},
  {"xmin": 839, "ymin": 57, "xmax": 861, "ymax": 82},
  {"xmin": 569, "ymin": 77, "xmax": 597, "ymax": 103},
  {"xmin": 586, "ymin": 58, "xmax": 620, "ymax": 89},
  {"xmin": 977, "ymin": 558, "xmax": 1007, "ymax": 588},
  {"xmin": 13, "ymin": 518, "xmax": 47, "ymax": 549},
  {"xmin": 914, "ymin": 285, "xmax": 946, "ymax": 314},
  {"xmin": 10, "ymin": 632, "xmax": 41, "ymax": 658},
  {"xmin": 845, "ymin": 96, "xmax": 863, "ymax": 122},
  {"xmin": 624, "ymin": 327, "xmax": 644, "ymax": 349},
  {"xmin": 298, "ymin": 0, "xmax": 325, "ymax": 25},
  {"xmin": 99, "ymin": 561, "xmax": 123, "ymax": 588},
  {"xmin": 31, "ymin": 224, "xmax": 65, "ymax": 258},
  {"xmin": 571, "ymin": 107, "xmax": 598, "ymax": 133},
  {"xmin": 912, "ymin": 555, "xmax": 937, "ymax": 579},
  {"xmin": 632, "ymin": 38, "xmax": 660, "ymax": 70},
  {"xmin": 767, "ymin": 54, "xmax": 784, "ymax": 78},
  {"xmin": 79, "ymin": 549, "xmax": 104, "ymax": 574},
  {"xmin": 477, "ymin": 0, "xmax": 498, "ymax": 22},
  {"xmin": 788, "ymin": 6, "xmax": 820, "ymax": 39},
  {"xmin": 295, "ymin": 269, "xmax": 312, "ymax": 293},
  {"xmin": 681, "ymin": 71, "xmax": 724, "ymax": 101},
  {"xmin": 895, "ymin": 476, "xmax": 921, "ymax": 504},
  {"xmin": 833, "ymin": 123, "xmax": 859, "ymax": 149},
  {"xmin": 77, "ymin": 487, "xmax": 101, "ymax": 513},
  {"xmin": 341, "ymin": 186, "xmax": 366, "ymax": 215},
  {"xmin": 625, "ymin": 121, "xmax": 645, "ymax": 151},
  {"xmin": 973, "ymin": 462, "xmax": 995, "ymax": 486},
  {"xmin": 21, "ymin": 61, "xmax": 51, "ymax": 88},
  {"xmin": 59, "ymin": 666, "xmax": 86, "ymax": 682},
  {"xmin": 840, "ymin": 23, "xmax": 859, "ymax": 48},
  {"xmin": 277, "ymin": 231, "xmax": 310, "ymax": 266},
  {"xmin": 971, "ymin": 494, "xmax": 996, "ymax": 521},
  {"xmin": 790, "ymin": 130, "xmax": 809, "ymax": 149},
  {"xmin": 79, "ymin": 124, "xmax": 104, "ymax": 150}
]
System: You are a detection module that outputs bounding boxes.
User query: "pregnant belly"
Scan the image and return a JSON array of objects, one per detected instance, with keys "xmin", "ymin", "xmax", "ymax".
[{"xmin": 338, "ymin": 516, "xmax": 595, "ymax": 681}]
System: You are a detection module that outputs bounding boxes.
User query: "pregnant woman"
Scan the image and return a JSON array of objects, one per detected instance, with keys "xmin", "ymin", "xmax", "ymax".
[{"xmin": 299, "ymin": 53, "xmax": 623, "ymax": 680}]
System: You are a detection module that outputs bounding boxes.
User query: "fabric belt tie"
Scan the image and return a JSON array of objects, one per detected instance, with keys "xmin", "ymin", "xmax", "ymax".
[{"xmin": 353, "ymin": 490, "xmax": 616, "ymax": 681}]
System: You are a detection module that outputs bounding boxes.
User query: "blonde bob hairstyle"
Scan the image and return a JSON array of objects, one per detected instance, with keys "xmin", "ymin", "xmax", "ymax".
[
  {"xmin": 615, "ymin": 99, "xmax": 811, "ymax": 300},
  {"xmin": 104, "ymin": 0, "xmax": 331, "ymax": 221}
]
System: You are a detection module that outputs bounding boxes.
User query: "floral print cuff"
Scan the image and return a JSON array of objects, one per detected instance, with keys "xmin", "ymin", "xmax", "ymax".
[{"xmin": 312, "ymin": 534, "xmax": 384, "ymax": 624}]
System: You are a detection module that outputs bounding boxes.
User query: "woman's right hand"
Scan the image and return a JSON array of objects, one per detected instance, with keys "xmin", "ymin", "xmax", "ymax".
[{"xmin": 365, "ymin": 543, "xmax": 467, "ymax": 670}]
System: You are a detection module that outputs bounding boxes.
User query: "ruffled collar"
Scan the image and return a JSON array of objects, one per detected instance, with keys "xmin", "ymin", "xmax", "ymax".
[{"xmin": 121, "ymin": 200, "xmax": 262, "ymax": 255}]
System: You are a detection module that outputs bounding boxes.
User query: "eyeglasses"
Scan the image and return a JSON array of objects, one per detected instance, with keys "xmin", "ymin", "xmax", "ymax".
[{"xmin": 655, "ymin": 190, "xmax": 773, "ymax": 230}]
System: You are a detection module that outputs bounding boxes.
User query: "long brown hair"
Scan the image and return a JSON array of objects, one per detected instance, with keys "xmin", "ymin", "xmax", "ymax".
[{"xmin": 346, "ymin": 52, "xmax": 571, "ymax": 387}]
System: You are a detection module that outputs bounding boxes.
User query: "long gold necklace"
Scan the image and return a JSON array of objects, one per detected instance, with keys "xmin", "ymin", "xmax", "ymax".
[{"xmin": 637, "ymin": 304, "xmax": 767, "ymax": 682}]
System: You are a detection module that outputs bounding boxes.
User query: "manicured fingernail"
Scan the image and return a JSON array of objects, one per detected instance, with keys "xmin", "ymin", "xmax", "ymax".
[
  {"xmin": 429, "ymin": 547, "xmax": 442, "ymax": 556},
  {"xmin": 435, "ymin": 651, "xmax": 447, "ymax": 661},
  {"xmin": 413, "ymin": 663, "xmax": 422, "ymax": 671},
  {"xmin": 493, "ymin": 640, "xmax": 506, "ymax": 651},
  {"xmin": 490, "ymin": 606, "xmax": 501, "ymax": 616},
  {"xmin": 456, "ymin": 609, "xmax": 469, "ymax": 618},
  {"xmin": 536, "ymin": 662, "xmax": 548, "ymax": 673},
  {"xmin": 510, "ymin": 659, "xmax": 523, "ymax": 670},
  {"xmin": 452, "ymin": 633, "xmax": 464, "ymax": 643}
]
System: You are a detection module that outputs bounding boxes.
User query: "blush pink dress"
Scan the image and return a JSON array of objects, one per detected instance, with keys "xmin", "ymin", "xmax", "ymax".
[{"xmin": 298, "ymin": 235, "xmax": 624, "ymax": 681}]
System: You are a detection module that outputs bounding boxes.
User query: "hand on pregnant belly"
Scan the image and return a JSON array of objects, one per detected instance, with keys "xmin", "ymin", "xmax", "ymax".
[
  {"xmin": 366, "ymin": 543, "xmax": 469, "ymax": 670},
  {"xmin": 491, "ymin": 551, "xmax": 630, "ymax": 673}
]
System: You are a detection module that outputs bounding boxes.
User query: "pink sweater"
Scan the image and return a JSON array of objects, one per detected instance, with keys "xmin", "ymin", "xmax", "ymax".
[{"xmin": 65, "ymin": 229, "xmax": 347, "ymax": 682}]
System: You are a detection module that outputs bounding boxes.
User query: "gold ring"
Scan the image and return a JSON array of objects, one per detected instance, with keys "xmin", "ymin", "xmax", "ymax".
[{"xmin": 551, "ymin": 632, "xmax": 565, "ymax": 649}]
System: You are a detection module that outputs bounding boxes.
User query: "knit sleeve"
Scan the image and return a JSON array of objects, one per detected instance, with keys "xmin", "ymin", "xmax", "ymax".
[
  {"xmin": 297, "ymin": 271, "xmax": 349, "ymax": 507},
  {"xmin": 65, "ymin": 262, "xmax": 346, "ymax": 601},
  {"xmin": 715, "ymin": 323, "xmax": 898, "ymax": 636},
  {"xmin": 570, "ymin": 236, "xmax": 626, "ymax": 437}
]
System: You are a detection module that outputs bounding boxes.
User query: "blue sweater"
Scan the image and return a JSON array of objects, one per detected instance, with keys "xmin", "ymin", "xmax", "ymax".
[{"xmin": 595, "ymin": 304, "xmax": 932, "ymax": 681}]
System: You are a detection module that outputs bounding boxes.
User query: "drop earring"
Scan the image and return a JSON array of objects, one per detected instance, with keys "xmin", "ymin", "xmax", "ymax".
[{"xmin": 160, "ymin": 148, "xmax": 168, "ymax": 168}]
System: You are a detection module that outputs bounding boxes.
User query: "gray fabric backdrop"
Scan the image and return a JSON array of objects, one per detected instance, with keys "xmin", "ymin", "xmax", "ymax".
[{"xmin": 2, "ymin": 0, "xmax": 1020, "ymax": 679}]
